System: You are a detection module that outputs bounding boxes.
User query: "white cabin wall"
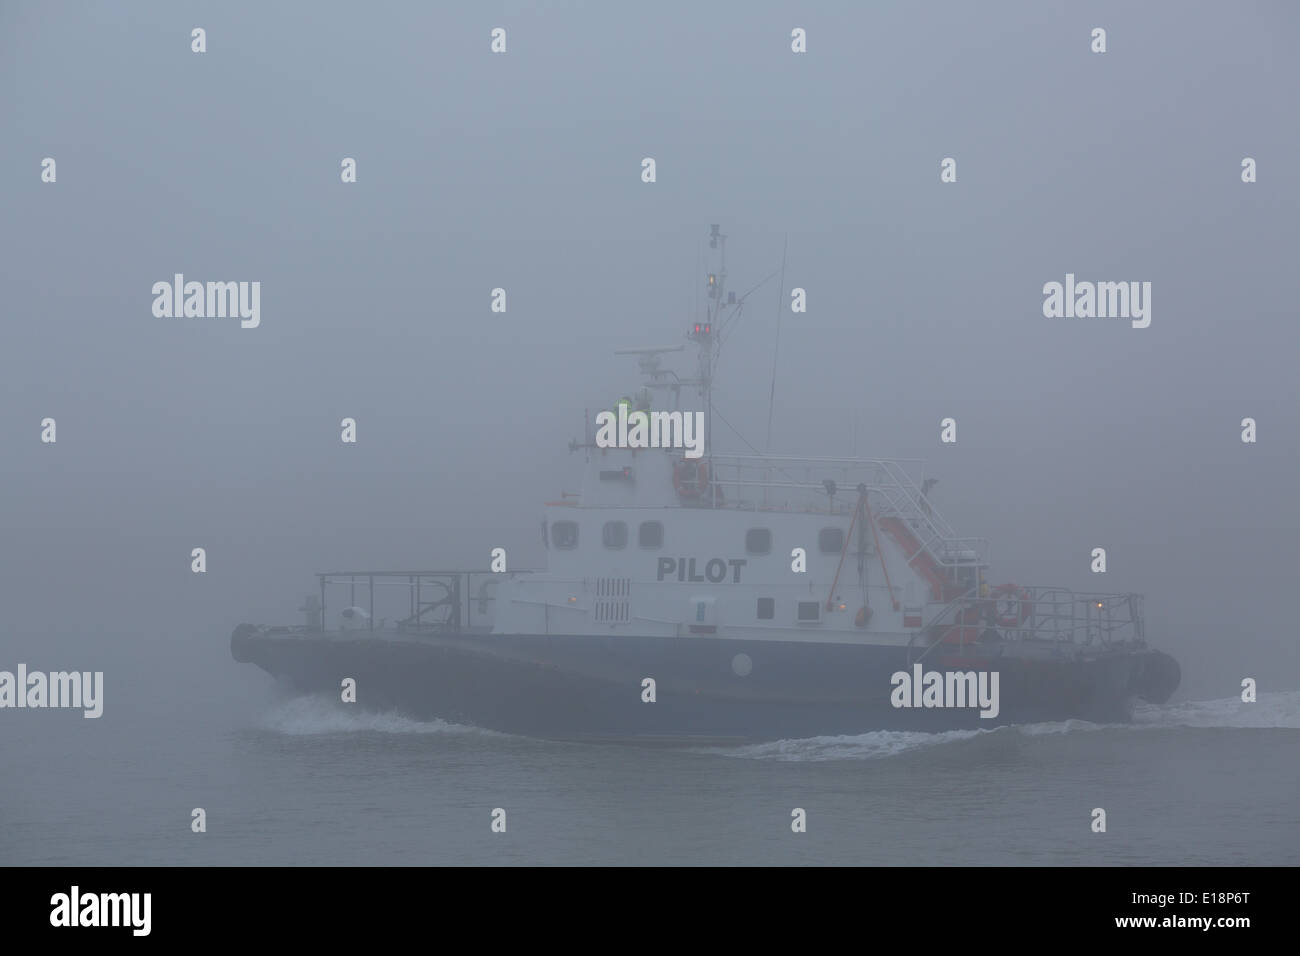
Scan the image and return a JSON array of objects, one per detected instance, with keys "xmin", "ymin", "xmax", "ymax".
[{"xmin": 501, "ymin": 498, "xmax": 941, "ymax": 644}]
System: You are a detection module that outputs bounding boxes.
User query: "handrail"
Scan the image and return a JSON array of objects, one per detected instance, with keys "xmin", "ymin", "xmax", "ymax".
[
  {"xmin": 696, "ymin": 455, "xmax": 987, "ymax": 569},
  {"xmin": 909, "ymin": 585, "xmax": 1145, "ymax": 663},
  {"xmin": 316, "ymin": 570, "xmax": 523, "ymax": 634},
  {"xmin": 910, "ymin": 585, "xmax": 979, "ymax": 665}
]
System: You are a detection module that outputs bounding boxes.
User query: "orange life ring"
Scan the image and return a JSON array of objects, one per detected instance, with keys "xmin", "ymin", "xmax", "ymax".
[
  {"xmin": 991, "ymin": 583, "xmax": 1032, "ymax": 627},
  {"xmin": 673, "ymin": 459, "xmax": 710, "ymax": 498}
]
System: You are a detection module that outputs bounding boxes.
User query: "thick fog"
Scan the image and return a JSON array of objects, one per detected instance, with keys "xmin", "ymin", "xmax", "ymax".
[{"xmin": 2, "ymin": 0, "xmax": 1297, "ymax": 704}]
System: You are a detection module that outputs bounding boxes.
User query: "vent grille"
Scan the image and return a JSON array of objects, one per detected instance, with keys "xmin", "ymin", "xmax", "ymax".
[{"xmin": 594, "ymin": 577, "xmax": 631, "ymax": 624}]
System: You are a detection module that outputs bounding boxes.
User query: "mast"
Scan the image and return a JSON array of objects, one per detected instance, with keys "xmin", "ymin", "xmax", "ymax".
[
  {"xmin": 615, "ymin": 226, "xmax": 743, "ymax": 493},
  {"xmin": 701, "ymin": 224, "xmax": 725, "ymax": 459},
  {"xmin": 693, "ymin": 224, "xmax": 741, "ymax": 454}
]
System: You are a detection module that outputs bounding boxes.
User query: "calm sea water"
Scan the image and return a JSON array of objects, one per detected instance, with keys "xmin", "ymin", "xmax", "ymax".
[{"xmin": 2, "ymin": 631, "xmax": 1297, "ymax": 866}]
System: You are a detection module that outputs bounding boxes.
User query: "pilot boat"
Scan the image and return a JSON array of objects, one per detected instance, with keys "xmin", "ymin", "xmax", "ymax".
[{"xmin": 231, "ymin": 227, "xmax": 1180, "ymax": 742}]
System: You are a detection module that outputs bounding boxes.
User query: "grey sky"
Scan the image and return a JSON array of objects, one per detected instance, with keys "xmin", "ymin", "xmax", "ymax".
[{"xmin": 2, "ymin": 1, "xmax": 1297, "ymax": 697}]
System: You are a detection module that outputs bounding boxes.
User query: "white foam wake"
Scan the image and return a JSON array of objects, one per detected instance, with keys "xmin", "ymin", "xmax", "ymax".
[
  {"xmin": 705, "ymin": 727, "xmax": 988, "ymax": 762},
  {"xmin": 1132, "ymin": 689, "xmax": 1300, "ymax": 730},
  {"xmin": 712, "ymin": 690, "xmax": 1300, "ymax": 761},
  {"xmin": 259, "ymin": 693, "xmax": 494, "ymax": 737},
  {"xmin": 1015, "ymin": 692, "xmax": 1300, "ymax": 736},
  {"xmin": 258, "ymin": 689, "xmax": 1300, "ymax": 749}
]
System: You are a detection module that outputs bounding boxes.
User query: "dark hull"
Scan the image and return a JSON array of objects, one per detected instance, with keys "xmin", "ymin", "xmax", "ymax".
[{"xmin": 232, "ymin": 626, "xmax": 1180, "ymax": 743}]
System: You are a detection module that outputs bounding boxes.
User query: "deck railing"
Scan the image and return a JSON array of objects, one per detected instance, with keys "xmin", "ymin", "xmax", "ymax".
[
  {"xmin": 910, "ymin": 585, "xmax": 1145, "ymax": 663},
  {"xmin": 314, "ymin": 570, "xmax": 510, "ymax": 633}
]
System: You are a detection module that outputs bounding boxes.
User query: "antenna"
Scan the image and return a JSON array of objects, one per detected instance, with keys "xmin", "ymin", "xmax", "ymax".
[{"xmin": 696, "ymin": 225, "xmax": 727, "ymax": 458}]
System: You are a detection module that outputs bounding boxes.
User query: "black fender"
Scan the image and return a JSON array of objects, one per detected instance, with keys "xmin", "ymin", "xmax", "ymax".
[{"xmin": 1135, "ymin": 650, "xmax": 1181, "ymax": 704}]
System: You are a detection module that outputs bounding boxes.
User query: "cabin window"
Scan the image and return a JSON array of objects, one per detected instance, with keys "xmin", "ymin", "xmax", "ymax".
[
  {"xmin": 602, "ymin": 521, "xmax": 628, "ymax": 550},
  {"xmin": 552, "ymin": 521, "xmax": 579, "ymax": 550},
  {"xmin": 638, "ymin": 521, "xmax": 664, "ymax": 549},
  {"xmin": 757, "ymin": 597, "xmax": 775, "ymax": 620},
  {"xmin": 819, "ymin": 527, "xmax": 844, "ymax": 554},
  {"xmin": 797, "ymin": 601, "xmax": 821, "ymax": 622},
  {"xmin": 746, "ymin": 528, "xmax": 772, "ymax": 555}
]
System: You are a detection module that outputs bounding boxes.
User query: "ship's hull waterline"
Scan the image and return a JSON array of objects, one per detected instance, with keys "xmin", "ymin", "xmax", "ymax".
[{"xmin": 231, "ymin": 625, "xmax": 1180, "ymax": 743}]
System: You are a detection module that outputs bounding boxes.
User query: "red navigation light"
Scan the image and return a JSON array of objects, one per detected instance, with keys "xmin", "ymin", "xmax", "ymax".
[
  {"xmin": 694, "ymin": 323, "xmax": 701, "ymax": 333},
  {"xmin": 704, "ymin": 324, "xmax": 710, "ymax": 334}
]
